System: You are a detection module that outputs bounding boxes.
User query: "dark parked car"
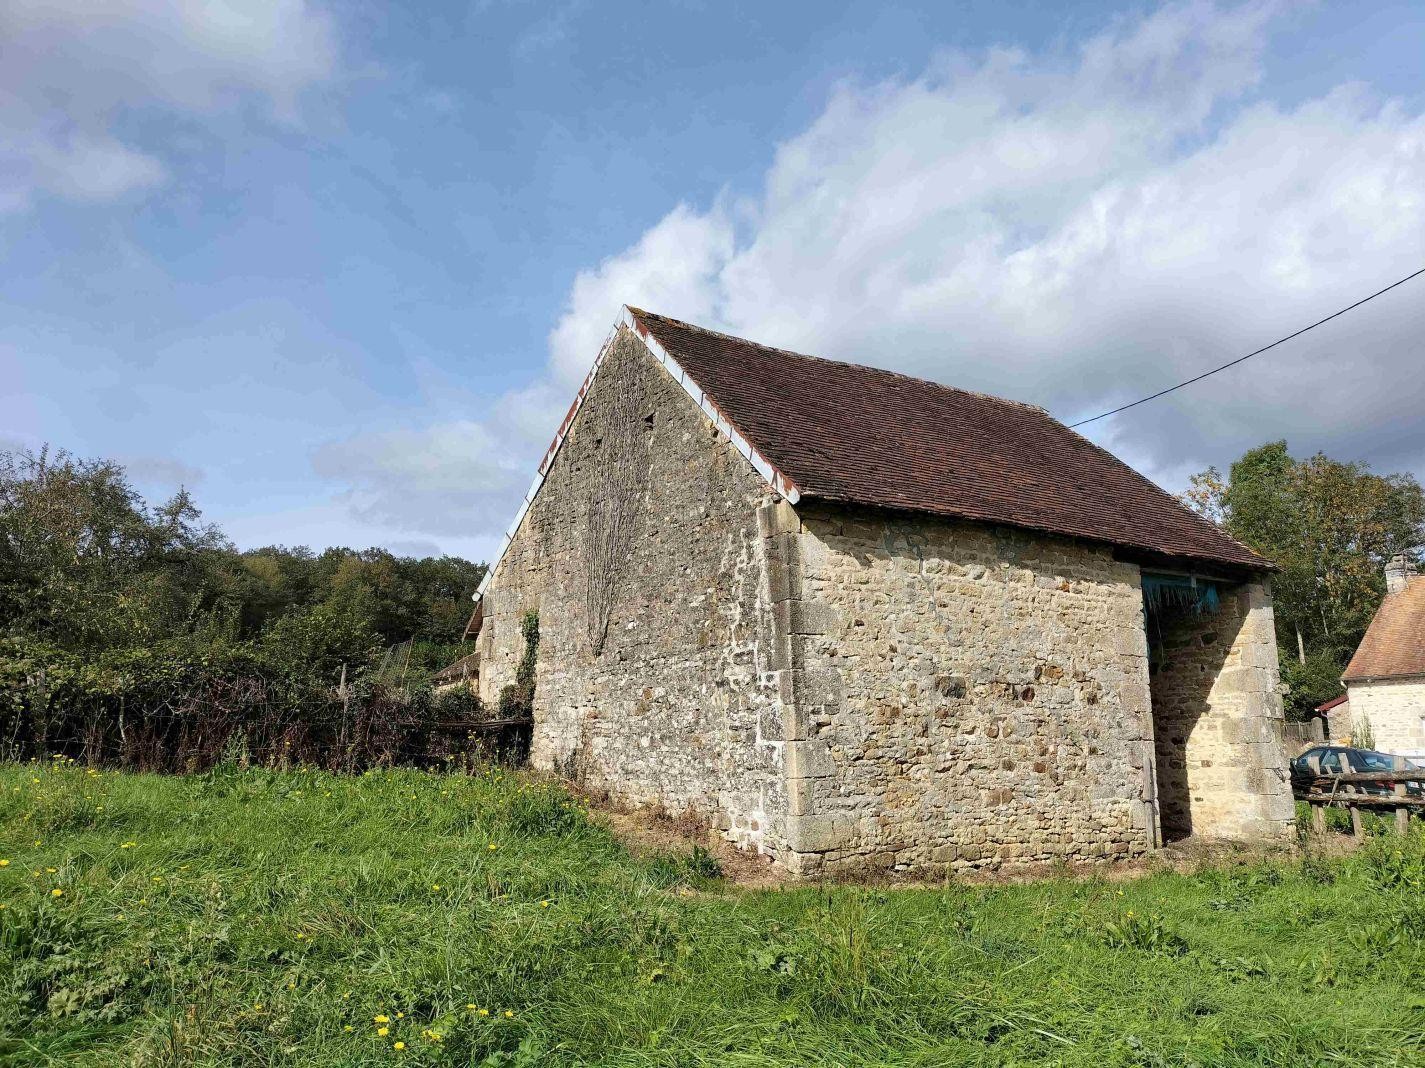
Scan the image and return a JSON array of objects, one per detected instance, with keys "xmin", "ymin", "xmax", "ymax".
[{"xmin": 1290, "ymin": 746, "xmax": 1425, "ymax": 798}]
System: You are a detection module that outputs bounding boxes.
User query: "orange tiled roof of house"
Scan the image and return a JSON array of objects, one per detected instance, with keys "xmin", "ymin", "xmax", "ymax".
[{"xmin": 1344, "ymin": 573, "xmax": 1425, "ymax": 681}]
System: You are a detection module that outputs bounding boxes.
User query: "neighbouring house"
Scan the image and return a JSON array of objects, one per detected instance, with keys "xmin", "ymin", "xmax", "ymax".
[
  {"xmin": 1341, "ymin": 554, "xmax": 1425, "ymax": 760},
  {"xmin": 466, "ymin": 307, "xmax": 1294, "ymax": 875}
]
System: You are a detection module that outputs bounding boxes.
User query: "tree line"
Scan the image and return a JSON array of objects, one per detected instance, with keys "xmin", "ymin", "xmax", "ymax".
[
  {"xmin": 1181, "ymin": 441, "xmax": 1424, "ymax": 718},
  {"xmin": 0, "ymin": 447, "xmax": 486, "ymax": 769}
]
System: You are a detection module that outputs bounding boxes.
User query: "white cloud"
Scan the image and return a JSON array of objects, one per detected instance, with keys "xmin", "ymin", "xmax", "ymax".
[
  {"xmin": 547, "ymin": 204, "xmax": 735, "ymax": 387},
  {"xmin": 119, "ymin": 453, "xmax": 205, "ymax": 490},
  {"xmin": 546, "ymin": 0, "xmax": 1425, "ymax": 490},
  {"xmin": 316, "ymin": 1, "xmax": 1425, "ymax": 553},
  {"xmin": 310, "ymin": 380, "xmax": 568, "ymax": 541},
  {"xmin": 0, "ymin": 0, "xmax": 339, "ymax": 209}
]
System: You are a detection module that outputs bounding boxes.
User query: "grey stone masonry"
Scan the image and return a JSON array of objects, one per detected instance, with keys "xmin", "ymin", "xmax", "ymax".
[
  {"xmin": 476, "ymin": 325, "xmax": 789, "ymax": 856},
  {"xmin": 778, "ymin": 504, "xmax": 1160, "ymax": 875}
]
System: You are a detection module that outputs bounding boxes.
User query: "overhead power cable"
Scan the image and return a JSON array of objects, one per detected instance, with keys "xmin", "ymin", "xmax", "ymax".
[{"xmin": 1066, "ymin": 265, "xmax": 1425, "ymax": 428}]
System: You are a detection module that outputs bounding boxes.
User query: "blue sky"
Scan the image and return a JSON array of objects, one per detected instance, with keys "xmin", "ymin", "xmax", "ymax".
[{"xmin": 3, "ymin": 1, "xmax": 1424, "ymax": 563}]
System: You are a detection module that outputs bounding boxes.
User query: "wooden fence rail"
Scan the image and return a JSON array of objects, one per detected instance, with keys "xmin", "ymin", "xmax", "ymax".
[{"xmin": 1294, "ymin": 754, "xmax": 1423, "ymax": 838}]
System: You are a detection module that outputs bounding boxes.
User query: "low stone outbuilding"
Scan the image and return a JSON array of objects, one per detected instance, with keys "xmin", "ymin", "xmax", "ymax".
[
  {"xmin": 1341, "ymin": 555, "xmax": 1425, "ymax": 760},
  {"xmin": 432, "ymin": 652, "xmax": 480, "ymax": 695},
  {"xmin": 467, "ymin": 307, "xmax": 1294, "ymax": 875}
]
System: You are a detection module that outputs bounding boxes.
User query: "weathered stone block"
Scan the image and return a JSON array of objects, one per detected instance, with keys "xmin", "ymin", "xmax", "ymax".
[
  {"xmin": 756, "ymin": 500, "xmax": 799, "ymax": 539},
  {"xmin": 785, "ymin": 739, "xmax": 837, "ymax": 779},
  {"xmin": 765, "ymin": 553, "xmax": 802, "ymax": 603},
  {"xmin": 786, "ymin": 814, "xmax": 854, "ymax": 853},
  {"xmin": 773, "ymin": 598, "xmax": 839, "ymax": 636}
]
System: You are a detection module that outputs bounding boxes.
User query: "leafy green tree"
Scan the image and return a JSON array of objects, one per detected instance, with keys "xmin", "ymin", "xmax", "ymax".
[
  {"xmin": 0, "ymin": 445, "xmax": 492, "ymax": 769},
  {"xmin": 0, "ymin": 447, "xmax": 228, "ymax": 649},
  {"xmin": 261, "ymin": 600, "xmax": 383, "ymax": 679},
  {"xmin": 1183, "ymin": 441, "xmax": 1425, "ymax": 716}
]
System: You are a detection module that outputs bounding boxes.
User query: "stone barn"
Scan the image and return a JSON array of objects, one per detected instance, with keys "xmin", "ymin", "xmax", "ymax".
[{"xmin": 466, "ymin": 307, "xmax": 1294, "ymax": 875}]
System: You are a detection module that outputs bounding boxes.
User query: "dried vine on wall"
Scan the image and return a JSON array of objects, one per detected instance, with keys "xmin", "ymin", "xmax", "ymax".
[{"xmin": 584, "ymin": 342, "xmax": 653, "ymax": 655}]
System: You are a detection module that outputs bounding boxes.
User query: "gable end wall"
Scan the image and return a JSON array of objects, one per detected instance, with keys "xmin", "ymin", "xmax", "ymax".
[{"xmin": 475, "ymin": 326, "xmax": 788, "ymax": 854}]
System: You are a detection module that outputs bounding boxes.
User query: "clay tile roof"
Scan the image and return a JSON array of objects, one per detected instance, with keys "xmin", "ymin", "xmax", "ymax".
[
  {"xmin": 1344, "ymin": 577, "xmax": 1425, "ymax": 681},
  {"xmin": 627, "ymin": 308, "xmax": 1268, "ymax": 572}
]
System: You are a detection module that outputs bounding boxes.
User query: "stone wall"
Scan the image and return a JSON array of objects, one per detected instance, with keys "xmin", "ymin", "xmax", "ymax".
[
  {"xmin": 1146, "ymin": 583, "xmax": 1295, "ymax": 841},
  {"xmin": 777, "ymin": 504, "xmax": 1159, "ymax": 875},
  {"xmin": 475, "ymin": 327, "xmax": 787, "ymax": 854},
  {"xmin": 1345, "ymin": 680, "xmax": 1425, "ymax": 756},
  {"xmin": 473, "ymin": 328, "xmax": 1292, "ymax": 874}
]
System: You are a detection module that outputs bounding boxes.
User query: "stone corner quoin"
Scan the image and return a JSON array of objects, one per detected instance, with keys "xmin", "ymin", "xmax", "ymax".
[{"xmin": 471, "ymin": 318, "xmax": 1294, "ymax": 876}]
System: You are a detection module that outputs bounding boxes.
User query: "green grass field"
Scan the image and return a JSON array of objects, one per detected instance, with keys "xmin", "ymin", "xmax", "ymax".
[{"xmin": 2, "ymin": 760, "xmax": 1423, "ymax": 1067}]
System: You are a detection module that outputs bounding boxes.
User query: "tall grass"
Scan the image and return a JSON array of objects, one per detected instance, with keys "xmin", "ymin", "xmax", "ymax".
[{"xmin": 2, "ymin": 760, "xmax": 1422, "ymax": 1066}]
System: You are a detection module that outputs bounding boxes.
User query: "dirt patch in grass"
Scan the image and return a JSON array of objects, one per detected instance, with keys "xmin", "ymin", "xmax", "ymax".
[{"xmin": 584, "ymin": 794, "xmax": 791, "ymax": 889}]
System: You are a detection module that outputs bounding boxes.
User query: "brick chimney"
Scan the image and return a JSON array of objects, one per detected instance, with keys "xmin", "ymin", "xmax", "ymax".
[{"xmin": 1385, "ymin": 553, "xmax": 1414, "ymax": 594}]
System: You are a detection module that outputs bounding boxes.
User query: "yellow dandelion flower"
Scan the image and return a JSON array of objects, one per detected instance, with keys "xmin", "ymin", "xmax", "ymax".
[
  {"xmin": 466, "ymin": 1003, "xmax": 477, "ymax": 1010},
  {"xmin": 295, "ymin": 933, "xmax": 306, "ymax": 939},
  {"xmin": 487, "ymin": 843, "xmax": 498, "ymax": 851},
  {"xmin": 343, "ymin": 1025, "xmax": 353, "ymax": 1032},
  {"xmin": 393, "ymin": 1041, "xmax": 406, "ymax": 1050},
  {"xmin": 0, "ymin": 859, "xmax": 9, "ymax": 867},
  {"xmin": 395, "ymin": 1012, "xmax": 404, "ymax": 1019},
  {"xmin": 45, "ymin": 867, "xmax": 57, "ymax": 873},
  {"xmin": 254, "ymin": 1003, "xmax": 264, "ymax": 1011},
  {"xmin": 51, "ymin": 888, "xmax": 64, "ymax": 897},
  {"xmin": 503, "ymin": 1010, "xmax": 514, "ymax": 1018},
  {"xmin": 477, "ymin": 1008, "xmax": 489, "ymax": 1017},
  {"xmin": 540, "ymin": 900, "xmax": 550, "ymax": 908},
  {"xmin": 377, "ymin": 1026, "xmax": 390, "ymax": 1037}
]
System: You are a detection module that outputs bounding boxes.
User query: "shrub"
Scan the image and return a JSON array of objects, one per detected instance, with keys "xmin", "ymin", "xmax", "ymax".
[
  {"xmin": 645, "ymin": 845, "xmax": 723, "ymax": 888},
  {"xmin": 1098, "ymin": 912, "xmax": 1188, "ymax": 956}
]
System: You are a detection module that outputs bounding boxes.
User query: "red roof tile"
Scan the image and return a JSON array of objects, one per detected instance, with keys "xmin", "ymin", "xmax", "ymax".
[
  {"xmin": 1344, "ymin": 577, "xmax": 1425, "ymax": 681},
  {"xmin": 628, "ymin": 308, "xmax": 1269, "ymax": 572}
]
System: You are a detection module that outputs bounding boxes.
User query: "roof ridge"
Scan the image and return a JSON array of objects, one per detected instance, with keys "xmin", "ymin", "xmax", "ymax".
[{"xmin": 627, "ymin": 306, "xmax": 1051, "ymax": 418}]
